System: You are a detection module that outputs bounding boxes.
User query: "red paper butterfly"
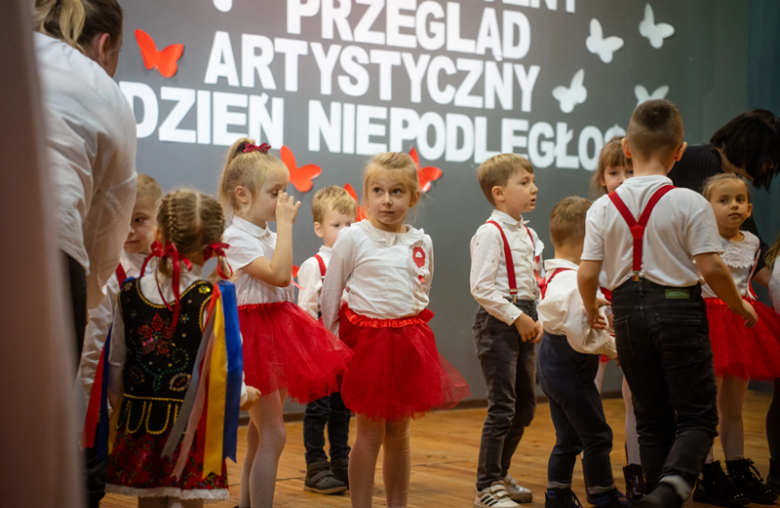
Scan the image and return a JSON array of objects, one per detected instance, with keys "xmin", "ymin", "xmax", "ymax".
[
  {"xmin": 135, "ymin": 29, "xmax": 184, "ymax": 78},
  {"xmin": 280, "ymin": 146, "xmax": 321, "ymax": 193},
  {"xmin": 344, "ymin": 183, "xmax": 367, "ymax": 221},
  {"xmin": 409, "ymin": 148, "xmax": 443, "ymax": 193}
]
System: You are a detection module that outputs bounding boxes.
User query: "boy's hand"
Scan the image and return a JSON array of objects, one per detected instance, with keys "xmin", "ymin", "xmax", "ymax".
[
  {"xmin": 240, "ymin": 386, "xmax": 261, "ymax": 411},
  {"xmin": 530, "ymin": 321, "xmax": 544, "ymax": 343},
  {"xmin": 514, "ymin": 313, "xmax": 538, "ymax": 342},
  {"xmin": 735, "ymin": 300, "xmax": 758, "ymax": 328},
  {"xmin": 586, "ymin": 304, "xmax": 608, "ymax": 330},
  {"xmin": 275, "ymin": 191, "xmax": 301, "ymax": 226}
]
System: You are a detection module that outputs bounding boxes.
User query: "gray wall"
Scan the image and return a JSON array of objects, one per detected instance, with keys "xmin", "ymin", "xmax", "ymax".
[{"xmin": 115, "ymin": 0, "xmax": 751, "ymax": 412}]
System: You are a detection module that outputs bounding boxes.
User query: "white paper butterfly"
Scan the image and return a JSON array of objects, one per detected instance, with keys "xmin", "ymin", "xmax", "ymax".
[
  {"xmin": 552, "ymin": 69, "xmax": 587, "ymax": 114},
  {"xmin": 586, "ymin": 19, "xmax": 624, "ymax": 64},
  {"xmin": 634, "ymin": 85, "xmax": 670, "ymax": 105},
  {"xmin": 604, "ymin": 124, "xmax": 627, "ymax": 141},
  {"xmin": 639, "ymin": 4, "xmax": 675, "ymax": 49},
  {"xmin": 213, "ymin": 0, "xmax": 232, "ymax": 12}
]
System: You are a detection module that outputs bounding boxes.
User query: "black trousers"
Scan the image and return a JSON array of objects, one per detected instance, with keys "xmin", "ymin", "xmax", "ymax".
[
  {"xmin": 64, "ymin": 251, "xmax": 87, "ymax": 366},
  {"xmin": 303, "ymin": 392, "xmax": 352, "ymax": 464},
  {"xmin": 612, "ymin": 279, "xmax": 718, "ymax": 492}
]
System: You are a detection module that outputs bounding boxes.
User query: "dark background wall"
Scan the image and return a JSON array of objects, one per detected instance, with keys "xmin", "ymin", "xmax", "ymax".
[{"xmin": 115, "ymin": 0, "xmax": 757, "ymax": 412}]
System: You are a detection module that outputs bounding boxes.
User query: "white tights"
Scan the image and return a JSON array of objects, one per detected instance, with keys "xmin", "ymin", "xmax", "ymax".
[
  {"xmin": 138, "ymin": 497, "xmax": 203, "ymax": 508},
  {"xmin": 707, "ymin": 376, "xmax": 749, "ymax": 463},
  {"xmin": 349, "ymin": 414, "xmax": 411, "ymax": 508},
  {"xmin": 238, "ymin": 389, "xmax": 288, "ymax": 508}
]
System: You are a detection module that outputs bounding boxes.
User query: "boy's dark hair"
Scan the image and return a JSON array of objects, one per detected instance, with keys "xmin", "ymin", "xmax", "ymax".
[
  {"xmin": 550, "ymin": 196, "xmax": 592, "ymax": 247},
  {"xmin": 710, "ymin": 109, "xmax": 780, "ymax": 190},
  {"xmin": 627, "ymin": 99, "xmax": 684, "ymax": 160}
]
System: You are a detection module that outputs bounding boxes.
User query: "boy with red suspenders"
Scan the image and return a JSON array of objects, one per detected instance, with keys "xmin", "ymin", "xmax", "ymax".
[
  {"xmin": 536, "ymin": 197, "xmax": 629, "ymax": 508},
  {"xmin": 471, "ymin": 154, "xmax": 543, "ymax": 508},
  {"xmin": 578, "ymin": 100, "xmax": 758, "ymax": 508},
  {"xmin": 297, "ymin": 186, "xmax": 357, "ymax": 495}
]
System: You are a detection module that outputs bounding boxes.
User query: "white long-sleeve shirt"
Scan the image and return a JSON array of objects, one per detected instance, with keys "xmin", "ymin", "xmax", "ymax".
[
  {"xmin": 537, "ymin": 259, "xmax": 617, "ymax": 359},
  {"xmin": 470, "ymin": 210, "xmax": 543, "ymax": 325},
  {"xmin": 322, "ymin": 220, "xmax": 433, "ymax": 335},
  {"xmin": 77, "ymin": 251, "xmax": 153, "ymax": 406},
  {"xmin": 297, "ymin": 246, "xmax": 332, "ymax": 319},
  {"xmin": 770, "ymin": 261, "xmax": 780, "ymax": 313},
  {"xmin": 702, "ymin": 232, "xmax": 760, "ymax": 299},
  {"xmin": 35, "ymin": 33, "xmax": 137, "ymax": 309}
]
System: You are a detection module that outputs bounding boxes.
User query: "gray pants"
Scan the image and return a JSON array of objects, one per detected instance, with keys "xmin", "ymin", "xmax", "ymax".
[{"xmin": 473, "ymin": 300, "xmax": 538, "ymax": 490}]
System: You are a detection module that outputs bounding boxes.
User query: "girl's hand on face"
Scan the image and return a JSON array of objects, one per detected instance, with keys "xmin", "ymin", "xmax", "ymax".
[{"xmin": 275, "ymin": 191, "xmax": 301, "ymax": 226}]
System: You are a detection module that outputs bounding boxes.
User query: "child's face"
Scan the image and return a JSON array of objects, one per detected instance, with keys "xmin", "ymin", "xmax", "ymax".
[
  {"xmin": 708, "ymin": 180, "xmax": 752, "ymax": 232},
  {"xmin": 495, "ymin": 169, "xmax": 537, "ymax": 220},
  {"xmin": 241, "ymin": 171, "xmax": 289, "ymax": 227},
  {"xmin": 366, "ymin": 175, "xmax": 419, "ymax": 233},
  {"xmin": 601, "ymin": 165, "xmax": 633, "ymax": 193},
  {"xmin": 125, "ymin": 196, "xmax": 157, "ymax": 254},
  {"xmin": 315, "ymin": 209, "xmax": 355, "ymax": 248}
]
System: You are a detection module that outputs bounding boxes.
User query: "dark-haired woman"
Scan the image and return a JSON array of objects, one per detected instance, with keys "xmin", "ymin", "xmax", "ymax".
[{"xmin": 669, "ymin": 109, "xmax": 780, "ymax": 505}]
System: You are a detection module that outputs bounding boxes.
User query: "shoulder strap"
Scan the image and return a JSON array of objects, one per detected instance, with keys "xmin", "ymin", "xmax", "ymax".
[
  {"xmin": 115, "ymin": 263, "xmax": 127, "ymax": 285},
  {"xmin": 607, "ymin": 185, "xmax": 675, "ymax": 280},
  {"xmin": 540, "ymin": 267, "xmax": 574, "ymax": 299},
  {"xmin": 313, "ymin": 254, "xmax": 326, "ymax": 278},
  {"xmin": 486, "ymin": 221, "xmax": 517, "ymax": 300}
]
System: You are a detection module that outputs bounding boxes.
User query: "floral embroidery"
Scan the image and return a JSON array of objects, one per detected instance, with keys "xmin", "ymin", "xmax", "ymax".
[
  {"xmin": 180, "ymin": 314, "xmax": 190, "ymax": 323},
  {"xmin": 169, "ymin": 373, "xmax": 191, "ymax": 392},
  {"xmin": 139, "ymin": 314, "xmax": 174, "ymax": 356},
  {"xmin": 198, "ymin": 286, "xmax": 211, "ymax": 294}
]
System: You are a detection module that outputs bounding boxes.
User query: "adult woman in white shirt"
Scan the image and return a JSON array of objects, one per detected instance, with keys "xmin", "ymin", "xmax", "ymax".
[{"xmin": 34, "ymin": 0, "xmax": 137, "ymax": 364}]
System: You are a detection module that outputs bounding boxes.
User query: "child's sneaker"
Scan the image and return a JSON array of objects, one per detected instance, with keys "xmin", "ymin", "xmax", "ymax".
[
  {"xmin": 303, "ymin": 461, "xmax": 347, "ymax": 495},
  {"xmin": 726, "ymin": 458, "xmax": 778, "ymax": 504},
  {"xmin": 475, "ymin": 482, "xmax": 521, "ymax": 508},
  {"xmin": 589, "ymin": 489, "xmax": 633, "ymax": 508},
  {"xmin": 502, "ymin": 474, "xmax": 533, "ymax": 503},
  {"xmin": 544, "ymin": 488, "xmax": 583, "ymax": 508}
]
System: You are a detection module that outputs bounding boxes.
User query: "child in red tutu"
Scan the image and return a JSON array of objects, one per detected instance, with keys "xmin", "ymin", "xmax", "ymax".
[
  {"xmin": 321, "ymin": 152, "xmax": 471, "ymax": 508},
  {"xmin": 694, "ymin": 173, "xmax": 779, "ymax": 505},
  {"xmin": 218, "ymin": 139, "xmax": 353, "ymax": 508}
]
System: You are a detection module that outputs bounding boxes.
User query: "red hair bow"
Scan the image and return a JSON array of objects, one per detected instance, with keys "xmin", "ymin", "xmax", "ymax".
[
  {"xmin": 140, "ymin": 240, "xmax": 164, "ymax": 278},
  {"xmin": 156, "ymin": 242, "xmax": 192, "ymax": 331},
  {"xmin": 204, "ymin": 242, "xmax": 234, "ymax": 280},
  {"xmin": 243, "ymin": 142, "xmax": 271, "ymax": 154}
]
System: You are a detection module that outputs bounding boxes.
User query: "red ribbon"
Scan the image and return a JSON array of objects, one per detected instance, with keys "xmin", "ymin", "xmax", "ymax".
[
  {"xmin": 204, "ymin": 242, "xmax": 233, "ymax": 280},
  {"xmin": 155, "ymin": 242, "xmax": 192, "ymax": 331},
  {"xmin": 140, "ymin": 241, "xmax": 164, "ymax": 278},
  {"xmin": 243, "ymin": 142, "xmax": 271, "ymax": 154}
]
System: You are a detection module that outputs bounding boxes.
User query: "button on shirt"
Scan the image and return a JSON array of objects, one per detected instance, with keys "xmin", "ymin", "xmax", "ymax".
[
  {"xmin": 537, "ymin": 259, "xmax": 616, "ymax": 359},
  {"xmin": 582, "ymin": 175, "xmax": 722, "ymax": 290},
  {"xmin": 321, "ymin": 220, "xmax": 433, "ymax": 335},
  {"xmin": 470, "ymin": 210, "xmax": 543, "ymax": 325},
  {"xmin": 297, "ymin": 246, "xmax": 332, "ymax": 319},
  {"xmin": 223, "ymin": 217, "xmax": 294, "ymax": 306},
  {"xmin": 35, "ymin": 33, "xmax": 137, "ymax": 309}
]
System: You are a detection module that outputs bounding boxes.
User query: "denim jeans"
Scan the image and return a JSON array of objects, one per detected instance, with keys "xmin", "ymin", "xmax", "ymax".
[
  {"xmin": 612, "ymin": 279, "xmax": 718, "ymax": 492},
  {"xmin": 473, "ymin": 300, "xmax": 537, "ymax": 490},
  {"xmin": 303, "ymin": 391, "xmax": 351, "ymax": 464},
  {"xmin": 538, "ymin": 332, "xmax": 614, "ymax": 492}
]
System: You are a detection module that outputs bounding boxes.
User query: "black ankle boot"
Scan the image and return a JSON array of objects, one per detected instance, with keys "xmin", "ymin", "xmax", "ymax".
[
  {"xmin": 304, "ymin": 460, "xmax": 347, "ymax": 495},
  {"xmin": 638, "ymin": 483, "xmax": 682, "ymax": 508},
  {"xmin": 768, "ymin": 459, "xmax": 780, "ymax": 493},
  {"xmin": 693, "ymin": 461, "xmax": 750, "ymax": 507},
  {"xmin": 331, "ymin": 456, "xmax": 349, "ymax": 489},
  {"xmin": 623, "ymin": 463, "xmax": 645, "ymax": 503},
  {"xmin": 544, "ymin": 488, "xmax": 583, "ymax": 508},
  {"xmin": 726, "ymin": 458, "xmax": 779, "ymax": 504}
]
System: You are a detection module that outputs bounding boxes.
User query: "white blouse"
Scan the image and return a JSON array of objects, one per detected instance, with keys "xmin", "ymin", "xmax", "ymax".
[
  {"xmin": 35, "ymin": 33, "xmax": 138, "ymax": 309},
  {"xmin": 321, "ymin": 220, "xmax": 433, "ymax": 335},
  {"xmin": 769, "ymin": 261, "xmax": 780, "ymax": 313},
  {"xmin": 297, "ymin": 246, "xmax": 332, "ymax": 319},
  {"xmin": 702, "ymin": 232, "xmax": 761, "ymax": 299},
  {"xmin": 223, "ymin": 217, "xmax": 295, "ymax": 306}
]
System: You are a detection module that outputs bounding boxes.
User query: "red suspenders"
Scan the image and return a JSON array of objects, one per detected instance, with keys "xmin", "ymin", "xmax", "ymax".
[
  {"xmin": 540, "ymin": 268, "xmax": 574, "ymax": 299},
  {"xmin": 608, "ymin": 185, "xmax": 674, "ymax": 281},
  {"xmin": 115, "ymin": 264, "xmax": 127, "ymax": 284},
  {"xmin": 313, "ymin": 254, "xmax": 327, "ymax": 278},
  {"xmin": 486, "ymin": 220, "xmax": 542, "ymax": 302}
]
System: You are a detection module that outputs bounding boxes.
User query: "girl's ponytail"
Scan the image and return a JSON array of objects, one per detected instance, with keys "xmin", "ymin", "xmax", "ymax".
[{"xmin": 34, "ymin": 0, "xmax": 86, "ymax": 51}]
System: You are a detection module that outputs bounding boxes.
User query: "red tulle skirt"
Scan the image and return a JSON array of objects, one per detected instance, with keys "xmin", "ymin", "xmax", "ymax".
[
  {"xmin": 338, "ymin": 307, "xmax": 471, "ymax": 421},
  {"xmin": 705, "ymin": 298, "xmax": 780, "ymax": 381},
  {"xmin": 238, "ymin": 301, "xmax": 353, "ymax": 403}
]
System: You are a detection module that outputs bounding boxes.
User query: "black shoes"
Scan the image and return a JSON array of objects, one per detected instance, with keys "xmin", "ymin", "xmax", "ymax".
[
  {"xmin": 638, "ymin": 482, "xmax": 682, "ymax": 508},
  {"xmin": 768, "ymin": 459, "xmax": 780, "ymax": 493},
  {"xmin": 693, "ymin": 461, "xmax": 749, "ymax": 507},
  {"xmin": 622, "ymin": 463, "xmax": 645, "ymax": 503},
  {"xmin": 331, "ymin": 456, "xmax": 350, "ymax": 489},
  {"xmin": 726, "ymin": 458, "xmax": 779, "ymax": 505},
  {"xmin": 589, "ymin": 489, "xmax": 633, "ymax": 508},
  {"xmin": 544, "ymin": 488, "xmax": 584, "ymax": 508},
  {"xmin": 304, "ymin": 460, "xmax": 347, "ymax": 495}
]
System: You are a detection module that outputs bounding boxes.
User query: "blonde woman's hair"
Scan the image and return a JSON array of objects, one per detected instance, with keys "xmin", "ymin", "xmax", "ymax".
[
  {"xmin": 477, "ymin": 153, "xmax": 534, "ymax": 206},
  {"xmin": 550, "ymin": 196, "xmax": 592, "ymax": 247},
  {"xmin": 156, "ymin": 189, "xmax": 225, "ymax": 277},
  {"xmin": 217, "ymin": 138, "xmax": 288, "ymax": 217},
  {"xmin": 701, "ymin": 173, "xmax": 752, "ymax": 204},
  {"xmin": 765, "ymin": 232, "xmax": 780, "ymax": 270},
  {"xmin": 34, "ymin": 0, "xmax": 123, "ymax": 54},
  {"xmin": 590, "ymin": 136, "xmax": 632, "ymax": 197},
  {"xmin": 311, "ymin": 186, "xmax": 357, "ymax": 224},
  {"xmin": 136, "ymin": 174, "xmax": 163, "ymax": 210},
  {"xmin": 362, "ymin": 152, "xmax": 420, "ymax": 208}
]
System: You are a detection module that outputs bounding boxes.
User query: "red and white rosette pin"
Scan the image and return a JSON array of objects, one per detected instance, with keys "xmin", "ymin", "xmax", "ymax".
[{"xmin": 411, "ymin": 244, "xmax": 428, "ymax": 283}]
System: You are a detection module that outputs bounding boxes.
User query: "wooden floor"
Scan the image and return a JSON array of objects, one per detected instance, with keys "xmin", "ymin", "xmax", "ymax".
[{"xmin": 101, "ymin": 391, "xmax": 774, "ymax": 507}]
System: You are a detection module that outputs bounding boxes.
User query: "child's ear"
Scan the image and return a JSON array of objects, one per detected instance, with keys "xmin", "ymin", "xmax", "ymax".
[
  {"xmin": 409, "ymin": 190, "xmax": 422, "ymax": 208},
  {"xmin": 746, "ymin": 202, "xmax": 753, "ymax": 218},
  {"xmin": 672, "ymin": 141, "xmax": 688, "ymax": 161},
  {"xmin": 235, "ymin": 185, "xmax": 249, "ymax": 204},
  {"xmin": 621, "ymin": 137, "xmax": 632, "ymax": 159},
  {"xmin": 154, "ymin": 227, "xmax": 162, "ymax": 242},
  {"xmin": 313, "ymin": 222, "xmax": 325, "ymax": 239},
  {"xmin": 492, "ymin": 186, "xmax": 504, "ymax": 203}
]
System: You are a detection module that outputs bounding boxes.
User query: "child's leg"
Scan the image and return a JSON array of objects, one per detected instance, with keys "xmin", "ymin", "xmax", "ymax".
[
  {"xmin": 349, "ymin": 414, "xmax": 386, "ymax": 508},
  {"xmin": 622, "ymin": 375, "xmax": 641, "ymax": 465},
  {"xmin": 383, "ymin": 418, "xmax": 412, "ymax": 508},
  {"xmin": 138, "ymin": 497, "xmax": 167, "ymax": 508},
  {"xmin": 245, "ymin": 389, "xmax": 288, "ymax": 508},
  {"xmin": 499, "ymin": 339, "xmax": 536, "ymax": 479},
  {"xmin": 768, "ymin": 379, "xmax": 780, "ymax": 461},
  {"xmin": 328, "ymin": 392, "xmax": 352, "ymax": 462},
  {"xmin": 166, "ymin": 499, "xmax": 204, "ymax": 508},
  {"xmin": 546, "ymin": 398, "xmax": 582, "ymax": 490},
  {"xmin": 239, "ymin": 419, "xmax": 259, "ymax": 508},
  {"xmin": 718, "ymin": 375, "xmax": 749, "ymax": 461},
  {"xmin": 303, "ymin": 395, "xmax": 331, "ymax": 464},
  {"xmin": 594, "ymin": 359, "xmax": 608, "ymax": 393}
]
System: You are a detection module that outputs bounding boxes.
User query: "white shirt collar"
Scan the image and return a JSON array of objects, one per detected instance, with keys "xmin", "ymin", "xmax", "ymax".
[
  {"xmin": 355, "ymin": 219, "xmax": 425, "ymax": 246},
  {"xmin": 318, "ymin": 245, "xmax": 333, "ymax": 254},
  {"xmin": 543, "ymin": 259, "xmax": 580, "ymax": 272},
  {"xmin": 620, "ymin": 175, "xmax": 673, "ymax": 188},
  {"xmin": 490, "ymin": 209, "xmax": 528, "ymax": 228},
  {"xmin": 232, "ymin": 216, "xmax": 270, "ymax": 239}
]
